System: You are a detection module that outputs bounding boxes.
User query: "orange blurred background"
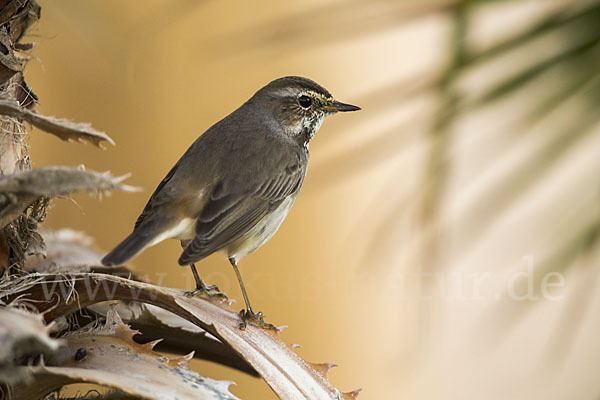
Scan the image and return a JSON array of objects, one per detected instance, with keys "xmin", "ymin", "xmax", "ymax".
[{"xmin": 26, "ymin": 1, "xmax": 600, "ymax": 399}]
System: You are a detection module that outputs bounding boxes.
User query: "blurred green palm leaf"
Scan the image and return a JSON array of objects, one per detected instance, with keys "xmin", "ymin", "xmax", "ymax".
[{"xmin": 247, "ymin": 0, "xmax": 600, "ymax": 362}]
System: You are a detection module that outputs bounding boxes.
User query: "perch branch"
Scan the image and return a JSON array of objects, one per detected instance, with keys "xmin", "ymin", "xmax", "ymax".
[{"xmin": 2, "ymin": 272, "xmax": 361, "ymax": 400}]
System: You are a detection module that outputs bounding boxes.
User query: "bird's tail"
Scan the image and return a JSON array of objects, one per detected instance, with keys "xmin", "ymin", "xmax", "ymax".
[{"xmin": 101, "ymin": 232, "xmax": 154, "ymax": 266}]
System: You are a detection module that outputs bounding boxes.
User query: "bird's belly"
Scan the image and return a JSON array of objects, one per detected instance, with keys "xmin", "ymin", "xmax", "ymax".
[
  {"xmin": 227, "ymin": 195, "xmax": 296, "ymax": 262},
  {"xmin": 148, "ymin": 217, "xmax": 196, "ymax": 247}
]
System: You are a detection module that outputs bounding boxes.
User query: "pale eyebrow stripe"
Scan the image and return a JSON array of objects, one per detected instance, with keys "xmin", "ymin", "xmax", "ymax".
[{"xmin": 273, "ymin": 88, "xmax": 332, "ymax": 102}]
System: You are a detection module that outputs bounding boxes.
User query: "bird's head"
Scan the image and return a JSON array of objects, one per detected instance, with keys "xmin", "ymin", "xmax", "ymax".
[{"xmin": 252, "ymin": 76, "xmax": 360, "ymax": 146}]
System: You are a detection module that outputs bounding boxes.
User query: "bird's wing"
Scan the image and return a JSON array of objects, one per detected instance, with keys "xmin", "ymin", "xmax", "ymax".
[
  {"xmin": 178, "ymin": 149, "xmax": 306, "ymax": 265},
  {"xmin": 134, "ymin": 161, "xmax": 180, "ymax": 229}
]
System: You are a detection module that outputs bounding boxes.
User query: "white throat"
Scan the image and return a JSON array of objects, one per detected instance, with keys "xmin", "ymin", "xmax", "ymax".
[{"xmin": 287, "ymin": 113, "xmax": 325, "ymax": 146}]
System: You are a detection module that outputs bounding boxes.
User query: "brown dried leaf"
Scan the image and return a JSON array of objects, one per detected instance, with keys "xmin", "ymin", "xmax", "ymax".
[
  {"xmin": 13, "ymin": 74, "xmax": 38, "ymax": 109},
  {"xmin": 0, "ymin": 307, "xmax": 61, "ymax": 384},
  {"xmin": 9, "ymin": 307, "xmax": 239, "ymax": 400},
  {"xmin": 0, "ymin": 0, "xmax": 26, "ymax": 26},
  {"xmin": 24, "ymin": 229, "xmax": 135, "ymax": 277},
  {"xmin": 0, "ymin": 28, "xmax": 22, "ymax": 82},
  {"xmin": 2, "ymin": 273, "xmax": 360, "ymax": 400},
  {"xmin": 87, "ymin": 301, "xmax": 259, "ymax": 376},
  {"xmin": 0, "ymin": 166, "xmax": 137, "ymax": 194},
  {"xmin": 0, "ymin": 0, "xmax": 40, "ymax": 46},
  {"xmin": 0, "ymin": 166, "xmax": 139, "ymax": 228},
  {"xmin": 5, "ymin": 0, "xmax": 40, "ymax": 45},
  {"xmin": 0, "ymin": 99, "xmax": 114, "ymax": 148}
]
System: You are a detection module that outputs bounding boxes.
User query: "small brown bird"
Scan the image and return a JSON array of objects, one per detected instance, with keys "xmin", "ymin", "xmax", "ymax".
[{"xmin": 102, "ymin": 76, "xmax": 360, "ymax": 329}]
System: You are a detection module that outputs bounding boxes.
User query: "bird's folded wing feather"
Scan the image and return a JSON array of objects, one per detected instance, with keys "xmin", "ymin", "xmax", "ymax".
[
  {"xmin": 134, "ymin": 161, "xmax": 180, "ymax": 230},
  {"xmin": 178, "ymin": 153, "xmax": 306, "ymax": 265}
]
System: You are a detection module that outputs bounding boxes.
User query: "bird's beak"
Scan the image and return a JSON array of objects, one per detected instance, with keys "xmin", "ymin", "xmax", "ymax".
[{"xmin": 322, "ymin": 101, "xmax": 361, "ymax": 112}]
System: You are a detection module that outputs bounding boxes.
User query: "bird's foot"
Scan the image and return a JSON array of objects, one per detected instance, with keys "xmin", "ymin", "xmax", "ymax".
[
  {"xmin": 238, "ymin": 309, "xmax": 277, "ymax": 331},
  {"xmin": 184, "ymin": 281, "xmax": 228, "ymax": 299}
]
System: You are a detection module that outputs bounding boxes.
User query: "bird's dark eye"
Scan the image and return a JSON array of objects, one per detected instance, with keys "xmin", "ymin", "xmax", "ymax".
[{"xmin": 298, "ymin": 95, "xmax": 312, "ymax": 108}]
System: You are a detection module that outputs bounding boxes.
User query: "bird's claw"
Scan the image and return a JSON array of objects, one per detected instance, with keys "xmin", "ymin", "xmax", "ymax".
[
  {"xmin": 238, "ymin": 309, "xmax": 277, "ymax": 331},
  {"xmin": 184, "ymin": 282, "xmax": 228, "ymax": 300}
]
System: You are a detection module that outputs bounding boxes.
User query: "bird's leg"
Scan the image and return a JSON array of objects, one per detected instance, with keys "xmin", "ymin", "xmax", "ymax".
[
  {"xmin": 184, "ymin": 264, "xmax": 227, "ymax": 299},
  {"xmin": 229, "ymin": 258, "xmax": 277, "ymax": 330}
]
